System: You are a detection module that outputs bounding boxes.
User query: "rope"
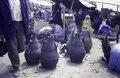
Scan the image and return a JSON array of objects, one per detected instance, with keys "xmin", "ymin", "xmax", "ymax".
[
  {"xmin": 69, "ymin": 0, "xmax": 75, "ymax": 14},
  {"xmin": 67, "ymin": 0, "xmax": 75, "ymax": 23}
]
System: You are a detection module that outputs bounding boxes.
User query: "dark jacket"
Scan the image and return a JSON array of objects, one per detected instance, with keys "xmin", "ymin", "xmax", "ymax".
[{"xmin": 0, "ymin": 0, "xmax": 29, "ymax": 39}]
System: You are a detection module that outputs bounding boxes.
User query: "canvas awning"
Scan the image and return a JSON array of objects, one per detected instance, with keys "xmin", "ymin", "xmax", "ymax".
[
  {"xmin": 30, "ymin": 0, "xmax": 52, "ymax": 7},
  {"xmin": 52, "ymin": 0, "xmax": 95, "ymax": 11}
]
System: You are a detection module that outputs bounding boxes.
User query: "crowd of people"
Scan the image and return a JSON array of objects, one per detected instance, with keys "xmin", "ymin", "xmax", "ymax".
[{"xmin": 30, "ymin": 6, "xmax": 51, "ymax": 22}]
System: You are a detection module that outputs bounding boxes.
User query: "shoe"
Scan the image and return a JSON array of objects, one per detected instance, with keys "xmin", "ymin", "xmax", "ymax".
[{"xmin": 13, "ymin": 70, "xmax": 19, "ymax": 77}]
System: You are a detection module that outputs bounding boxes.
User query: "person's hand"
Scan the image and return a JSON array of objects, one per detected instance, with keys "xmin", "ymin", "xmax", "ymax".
[{"xmin": 52, "ymin": 34, "xmax": 57, "ymax": 37}]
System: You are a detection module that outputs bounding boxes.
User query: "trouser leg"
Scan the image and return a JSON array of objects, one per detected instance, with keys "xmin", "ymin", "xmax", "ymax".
[
  {"xmin": 6, "ymin": 21, "xmax": 25, "ymax": 71},
  {"xmin": 15, "ymin": 21, "xmax": 25, "ymax": 52},
  {"xmin": 6, "ymin": 37, "xmax": 20, "ymax": 71}
]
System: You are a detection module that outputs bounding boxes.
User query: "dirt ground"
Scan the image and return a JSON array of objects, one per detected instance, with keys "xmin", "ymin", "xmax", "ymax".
[{"xmin": 0, "ymin": 20, "xmax": 120, "ymax": 78}]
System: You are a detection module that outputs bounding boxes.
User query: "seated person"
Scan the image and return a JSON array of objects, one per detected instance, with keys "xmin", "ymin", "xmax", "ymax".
[
  {"xmin": 82, "ymin": 15, "xmax": 94, "ymax": 33},
  {"xmin": 38, "ymin": 20, "xmax": 65, "ymax": 43},
  {"xmin": 49, "ymin": 20, "xmax": 65, "ymax": 43},
  {"xmin": 98, "ymin": 16, "xmax": 111, "ymax": 35}
]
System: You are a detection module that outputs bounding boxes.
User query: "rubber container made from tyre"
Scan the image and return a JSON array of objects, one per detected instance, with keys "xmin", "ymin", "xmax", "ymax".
[
  {"xmin": 68, "ymin": 33, "xmax": 86, "ymax": 63},
  {"xmin": 25, "ymin": 35, "xmax": 41, "ymax": 65},
  {"xmin": 81, "ymin": 30, "xmax": 92, "ymax": 53},
  {"xmin": 40, "ymin": 36, "xmax": 59, "ymax": 69}
]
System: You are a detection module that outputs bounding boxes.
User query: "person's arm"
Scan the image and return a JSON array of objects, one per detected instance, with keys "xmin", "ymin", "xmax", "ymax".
[
  {"xmin": 0, "ymin": 14, "xmax": 2, "ymax": 35},
  {"xmin": 54, "ymin": 26, "xmax": 63, "ymax": 37},
  {"xmin": 25, "ymin": 0, "xmax": 31, "ymax": 16},
  {"xmin": 89, "ymin": 20, "xmax": 94, "ymax": 33},
  {"xmin": 24, "ymin": 0, "xmax": 30, "ymax": 25},
  {"xmin": 106, "ymin": 20, "xmax": 110, "ymax": 26},
  {"xmin": 106, "ymin": 20, "xmax": 111, "ymax": 29},
  {"xmin": 82, "ymin": 20, "xmax": 86, "ymax": 28},
  {"xmin": 0, "ymin": 6, "xmax": 3, "ymax": 36},
  {"xmin": 97, "ymin": 20, "xmax": 102, "ymax": 26}
]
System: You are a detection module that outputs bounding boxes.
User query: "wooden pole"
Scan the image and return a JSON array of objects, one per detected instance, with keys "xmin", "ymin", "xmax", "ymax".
[
  {"xmin": 62, "ymin": 6, "xmax": 66, "ymax": 29},
  {"xmin": 102, "ymin": 3, "xmax": 104, "ymax": 9},
  {"xmin": 117, "ymin": 6, "xmax": 119, "ymax": 13}
]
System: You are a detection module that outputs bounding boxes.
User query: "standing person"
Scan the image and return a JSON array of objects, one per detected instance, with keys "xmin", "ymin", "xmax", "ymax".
[
  {"xmin": 82, "ymin": 15, "xmax": 94, "ymax": 33},
  {"xmin": 0, "ymin": 0, "xmax": 29, "ymax": 77},
  {"xmin": 44, "ymin": 10, "xmax": 50, "ymax": 22},
  {"xmin": 74, "ymin": 10, "xmax": 83, "ymax": 32},
  {"xmin": 52, "ymin": 3, "xmax": 63, "ymax": 28}
]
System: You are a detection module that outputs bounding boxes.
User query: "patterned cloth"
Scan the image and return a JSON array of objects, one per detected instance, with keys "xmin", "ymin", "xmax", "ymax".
[{"xmin": 8, "ymin": 0, "xmax": 23, "ymax": 21}]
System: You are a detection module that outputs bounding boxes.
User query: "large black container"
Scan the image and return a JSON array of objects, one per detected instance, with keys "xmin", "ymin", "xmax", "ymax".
[
  {"xmin": 81, "ymin": 30, "xmax": 92, "ymax": 53},
  {"xmin": 25, "ymin": 35, "xmax": 41, "ymax": 65},
  {"xmin": 40, "ymin": 36, "xmax": 59, "ymax": 69},
  {"xmin": 68, "ymin": 32, "xmax": 86, "ymax": 63}
]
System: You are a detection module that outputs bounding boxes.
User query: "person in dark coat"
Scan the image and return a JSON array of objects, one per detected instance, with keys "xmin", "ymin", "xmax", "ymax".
[
  {"xmin": 74, "ymin": 10, "xmax": 83, "ymax": 32},
  {"xmin": 52, "ymin": 3, "xmax": 63, "ymax": 28},
  {"xmin": 0, "ymin": 0, "xmax": 29, "ymax": 77}
]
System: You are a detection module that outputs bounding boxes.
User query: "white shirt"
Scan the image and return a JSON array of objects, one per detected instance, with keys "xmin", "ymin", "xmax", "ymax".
[
  {"xmin": 101, "ymin": 20, "xmax": 107, "ymax": 26},
  {"xmin": 9, "ymin": 0, "xmax": 23, "ymax": 21}
]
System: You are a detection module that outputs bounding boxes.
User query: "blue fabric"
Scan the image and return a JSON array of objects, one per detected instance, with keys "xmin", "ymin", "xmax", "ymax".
[
  {"xmin": 51, "ymin": 25, "xmax": 65, "ymax": 42},
  {"xmin": 98, "ymin": 20, "xmax": 110, "ymax": 26},
  {"xmin": 108, "ymin": 44, "xmax": 120, "ymax": 73},
  {"xmin": 0, "ymin": 0, "xmax": 29, "ymax": 39},
  {"xmin": 99, "ymin": 26, "xmax": 111, "ymax": 36},
  {"xmin": 96, "ymin": 20, "xmax": 110, "ymax": 32}
]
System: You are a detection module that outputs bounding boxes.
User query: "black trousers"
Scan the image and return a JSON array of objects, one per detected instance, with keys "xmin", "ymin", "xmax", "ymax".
[{"xmin": 6, "ymin": 21, "xmax": 25, "ymax": 71}]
